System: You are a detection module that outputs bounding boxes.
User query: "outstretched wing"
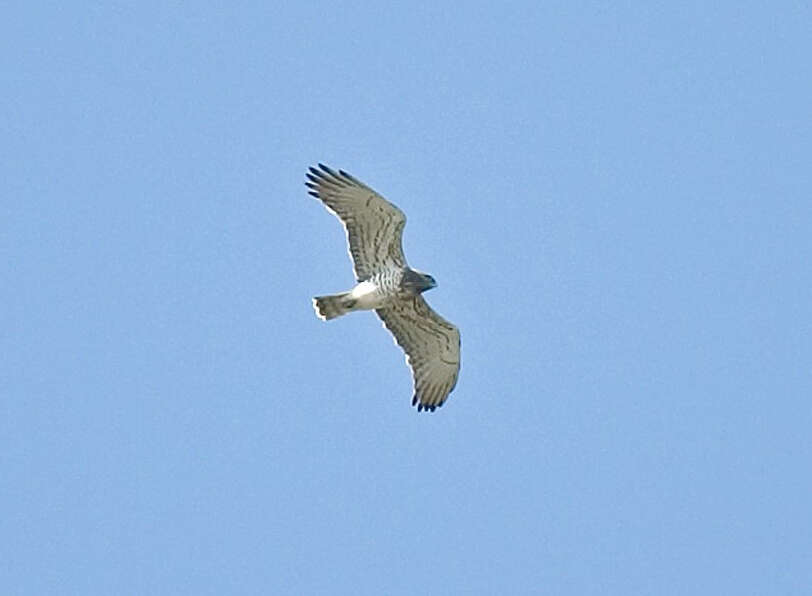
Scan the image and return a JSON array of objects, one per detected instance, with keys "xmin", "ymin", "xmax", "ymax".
[
  {"xmin": 306, "ymin": 164, "xmax": 407, "ymax": 281},
  {"xmin": 376, "ymin": 296, "xmax": 461, "ymax": 412}
]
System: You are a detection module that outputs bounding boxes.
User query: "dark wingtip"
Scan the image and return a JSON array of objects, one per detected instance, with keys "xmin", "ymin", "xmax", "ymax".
[
  {"xmin": 339, "ymin": 169, "xmax": 361, "ymax": 185},
  {"xmin": 308, "ymin": 166, "xmax": 325, "ymax": 179},
  {"xmin": 318, "ymin": 163, "xmax": 338, "ymax": 177}
]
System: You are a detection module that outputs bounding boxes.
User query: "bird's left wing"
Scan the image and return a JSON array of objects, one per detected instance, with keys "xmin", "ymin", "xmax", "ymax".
[
  {"xmin": 306, "ymin": 164, "xmax": 407, "ymax": 281},
  {"xmin": 376, "ymin": 296, "xmax": 461, "ymax": 412}
]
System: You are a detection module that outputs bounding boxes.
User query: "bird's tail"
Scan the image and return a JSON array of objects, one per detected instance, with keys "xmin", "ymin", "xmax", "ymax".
[{"xmin": 312, "ymin": 292, "xmax": 356, "ymax": 321}]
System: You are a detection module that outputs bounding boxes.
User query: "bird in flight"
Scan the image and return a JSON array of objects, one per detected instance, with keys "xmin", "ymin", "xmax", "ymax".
[{"xmin": 306, "ymin": 164, "xmax": 461, "ymax": 412}]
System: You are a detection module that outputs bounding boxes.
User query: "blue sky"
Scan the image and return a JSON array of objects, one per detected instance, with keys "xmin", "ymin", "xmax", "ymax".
[{"xmin": 3, "ymin": 2, "xmax": 811, "ymax": 594}]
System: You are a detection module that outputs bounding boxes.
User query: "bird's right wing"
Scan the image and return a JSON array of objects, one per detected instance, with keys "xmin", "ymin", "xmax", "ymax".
[
  {"xmin": 306, "ymin": 164, "xmax": 407, "ymax": 281},
  {"xmin": 376, "ymin": 296, "xmax": 461, "ymax": 412}
]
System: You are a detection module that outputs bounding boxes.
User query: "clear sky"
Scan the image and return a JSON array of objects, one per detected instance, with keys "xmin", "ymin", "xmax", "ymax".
[{"xmin": 3, "ymin": 2, "xmax": 811, "ymax": 594}]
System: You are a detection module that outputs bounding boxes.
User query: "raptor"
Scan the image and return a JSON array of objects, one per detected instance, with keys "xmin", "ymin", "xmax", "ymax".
[{"xmin": 306, "ymin": 164, "xmax": 461, "ymax": 412}]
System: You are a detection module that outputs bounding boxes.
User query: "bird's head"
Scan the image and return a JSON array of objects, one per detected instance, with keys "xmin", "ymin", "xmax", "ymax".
[{"xmin": 403, "ymin": 268, "xmax": 437, "ymax": 294}]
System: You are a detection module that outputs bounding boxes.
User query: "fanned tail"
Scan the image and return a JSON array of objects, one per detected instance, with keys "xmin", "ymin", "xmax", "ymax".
[{"xmin": 312, "ymin": 292, "xmax": 356, "ymax": 321}]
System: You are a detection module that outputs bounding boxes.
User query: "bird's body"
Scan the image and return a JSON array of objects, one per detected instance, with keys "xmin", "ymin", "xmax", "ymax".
[
  {"xmin": 305, "ymin": 164, "xmax": 460, "ymax": 412},
  {"xmin": 313, "ymin": 272, "xmax": 401, "ymax": 320},
  {"xmin": 313, "ymin": 268, "xmax": 435, "ymax": 319},
  {"xmin": 350, "ymin": 278, "xmax": 391, "ymax": 310}
]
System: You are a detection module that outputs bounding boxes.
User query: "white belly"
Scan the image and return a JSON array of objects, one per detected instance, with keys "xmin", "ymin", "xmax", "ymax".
[{"xmin": 350, "ymin": 280, "xmax": 387, "ymax": 310}]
